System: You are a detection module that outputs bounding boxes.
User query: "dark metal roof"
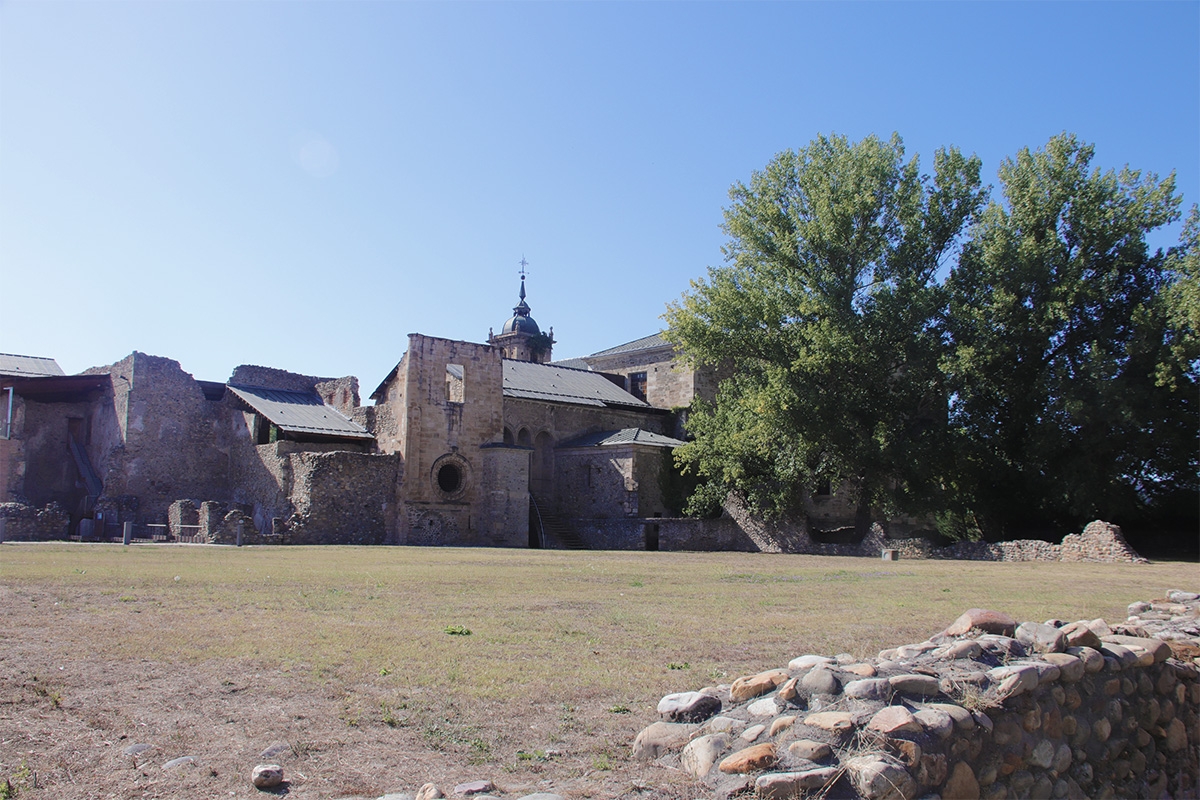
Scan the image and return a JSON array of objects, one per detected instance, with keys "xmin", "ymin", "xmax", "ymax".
[
  {"xmin": 559, "ymin": 427, "xmax": 686, "ymax": 448},
  {"xmin": 547, "ymin": 357, "xmax": 590, "ymax": 370},
  {"xmin": 586, "ymin": 332, "xmax": 671, "ymax": 359},
  {"xmin": 503, "ymin": 360, "xmax": 651, "ymax": 409},
  {"xmin": 228, "ymin": 384, "xmax": 373, "ymax": 440},
  {"xmin": 2, "ymin": 373, "xmax": 109, "ymax": 401},
  {"xmin": 0, "ymin": 353, "xmax": 66, "ymax": 378}
]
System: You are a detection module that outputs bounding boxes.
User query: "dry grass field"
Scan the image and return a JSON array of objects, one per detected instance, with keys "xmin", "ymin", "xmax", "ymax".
[{"xmin": 1, "ymin": 543, "xmax": 1195, "ymax": 799}]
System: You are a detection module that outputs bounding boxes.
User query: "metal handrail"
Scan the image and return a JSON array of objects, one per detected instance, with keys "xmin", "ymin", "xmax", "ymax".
[{"xmin": 529, "ymin": 493, "xmax": 546, "ymax": 549}]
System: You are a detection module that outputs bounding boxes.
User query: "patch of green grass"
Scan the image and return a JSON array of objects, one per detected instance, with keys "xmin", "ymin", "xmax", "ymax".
[
  {"xmin": 380, "ymin": 700, "xmax": 406, "ymax": 728},
  {"xmin": 443, "ymin": 624, "xmax": 472, "ymax": 636},
  {"xmin": 2, "ymin": 762, "xmax": 32, "ymax": 797}
]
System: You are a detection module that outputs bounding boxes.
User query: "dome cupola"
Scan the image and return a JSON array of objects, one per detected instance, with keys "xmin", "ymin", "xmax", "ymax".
[
  {"xmin": 501, "ymin": 274, "xmax": 540, "ymax": 335},
  {"xmin": 489, "ymin": 257, "xmax": 554, "ymax": 363}
]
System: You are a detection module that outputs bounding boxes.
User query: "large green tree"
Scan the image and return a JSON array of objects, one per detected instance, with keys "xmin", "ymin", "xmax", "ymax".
[
  {"xmin": 944, "ymin": 135, "xmax": 1195, "ymax": 539},
  {"xmin": 666, "ymin": 133, "xmax": 985, "ymax": 528}
]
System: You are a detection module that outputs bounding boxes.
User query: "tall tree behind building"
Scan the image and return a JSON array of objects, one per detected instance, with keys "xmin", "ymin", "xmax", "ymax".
[{"xmin": 666, "ymin": 133, "xmax": 986, "ymax": 529}]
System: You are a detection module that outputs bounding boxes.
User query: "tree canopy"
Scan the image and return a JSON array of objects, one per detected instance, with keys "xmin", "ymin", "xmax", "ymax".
[{"xmin": 667, "ymin": 132, "xmax": 1196, "ymax": 542}]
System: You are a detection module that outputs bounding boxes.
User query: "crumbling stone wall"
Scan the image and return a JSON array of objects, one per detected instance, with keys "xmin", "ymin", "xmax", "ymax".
[
  {"xmin": 0, "ymin": 501, "xmax": 68, "ymax": 540},
  {"xmin": 228, "ymin": 364, "xmax": 334, "ymax": 394},
  {"xmin": 11, "ymin": 394, "xmax": 112, "ymax": 512},
  {"xmin": 315, "ymin": 376, "xmax": 360, "ymax": 414},
  {"xmin": 637, "ymin": 593, "xmax": 1200, "ymax": 799},
  {"xmin": 167, "ymin": 499, "xmax": 201, "ymax": 538},
  {"xmin": 100, "ymin": 353, "xmax": 230, "ymax": 522},
  {"xmin": 719, "ymin": 497, "xmax": 1151, "ymax": 564},
  {"xmin": 285, "ymin": 450, "xmax": 399, "ymax": 545}
]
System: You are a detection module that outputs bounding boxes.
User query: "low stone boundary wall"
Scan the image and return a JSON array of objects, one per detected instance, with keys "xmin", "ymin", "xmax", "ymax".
[
  {"xmin": 569, "ymin": 516, "xmax": 759, "ymax": 552},
  {"xmin": 0, "ymin": 501, "xmax": 69, "ymax": 541},
  {"xmin": 569, "ymin": 515, "xmax": 1149, "ymax": 564},
  {"xmin": 635, "ymin": 591, "xmax": 1200, "ymax": 799}
]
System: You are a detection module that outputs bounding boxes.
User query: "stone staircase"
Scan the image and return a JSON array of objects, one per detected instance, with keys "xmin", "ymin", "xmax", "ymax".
[{"xmin": 530, "ymin": 495, "xmax": 590, "ymax": 550}]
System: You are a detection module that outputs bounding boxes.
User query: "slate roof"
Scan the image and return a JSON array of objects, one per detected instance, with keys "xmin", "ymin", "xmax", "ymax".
[
  {"xmin": 0, "ymin": 353, "xmax": 66, "ymax": 378},
  {"xmin": 227, "ymin": 384, "xmax": 373, "ymax": 440},
  {"xmin": 547, "ymin": 357, "xmax": 589, "ymax": 370},
  {"xmin": 503, "ymin": 360, "xmax": 650, "ymax": 409},
  {"xmin": 559, "ymin": 428, "xmax": 686, "ymax": 448},
  {"xmin": 586, "ymin": 332, "xmax": 671, "ymax": 359}
]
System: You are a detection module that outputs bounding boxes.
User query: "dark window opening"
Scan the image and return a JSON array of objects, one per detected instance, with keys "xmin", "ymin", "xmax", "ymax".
[
  {"xmin": 255, "ymin": 415, "xmax": 272, "ymax": 445},
  {"xmin": 628, "ymin": 372, "xmax": 647, "ymax": 402},
  {"xmin": 816, "ymin": 479, "xmax": 832, "ymax": 496},
  {"xmin": 437, "ymin": 463, "xmax": 462, "ymax": 493}
]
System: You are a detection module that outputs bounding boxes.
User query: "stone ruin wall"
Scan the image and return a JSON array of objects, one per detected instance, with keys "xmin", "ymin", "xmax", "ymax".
[
  {"xmin": 0, "ymin": 501, "xmax": 69, "ymax": 541},
  {"xmin": 637, "ymin": 593, "xmax": 1200, "ymax": 800},
  {"xmin": 284, "ymin": 449, "xmax": 400, "ymax": 545},
  {"xmin": 105, "ymin": 354, "xmax": 232, "ymax": 522}
]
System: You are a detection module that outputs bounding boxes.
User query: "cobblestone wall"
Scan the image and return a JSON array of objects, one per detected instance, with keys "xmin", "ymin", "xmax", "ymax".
[{"xmin": 637, "ymin": 593, "xmax": 1200, "ymax": 800}]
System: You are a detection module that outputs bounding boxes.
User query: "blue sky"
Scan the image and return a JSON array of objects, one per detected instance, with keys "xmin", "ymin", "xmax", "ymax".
[{"xmin": 3, "ymin": 1, "xmax": 1197, "ymax": 393}]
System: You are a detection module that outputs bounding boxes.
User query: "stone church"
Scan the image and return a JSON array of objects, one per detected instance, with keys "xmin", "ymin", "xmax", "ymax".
[{"xmin": 0, "ymin": 276, "xmax": 758, "ymax": 550}]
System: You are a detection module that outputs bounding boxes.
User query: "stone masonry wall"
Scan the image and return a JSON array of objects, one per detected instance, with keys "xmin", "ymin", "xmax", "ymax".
[
  {"xmin": 0, "ymin": 501, "xmax": 68, "ymax": 541},
  {"xmin": 285, "ymin": 450, "xmax": 400, "ymax": 545},
  {"xmin": 554, "ymin": 447, "xmax": 639, "ymax": 519},
  {"xmin": 478, "ymin": 445, "xmax": 530, "ymax": 547},
  {"xmin": 103, "ymin": 353, "xmax": 230, "ymax": 522},
  {"xmin": 503, "ymin": 397, "xmax": 674, "ymax": 446},
  {"xmin": 570, "ymin": 515, "xmax": 760, "ymax": 551},
  {"xmin": 637, "ymin": 593, "xmax": 1200, "ymax": 800},
  {"xmin": 227, "ymin": 364, "xmax": 336, "ymax": 394},
  {"xmin": 583, "ymin": 345, "xmax": 705, "ymax": 409},
  {"xmin": 389, "ymin": 335, "xmax": 506, "ymax": 546}
]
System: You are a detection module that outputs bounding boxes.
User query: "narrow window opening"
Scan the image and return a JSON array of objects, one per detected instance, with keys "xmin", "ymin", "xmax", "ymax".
[
  {"xmin": 446, "ymin": 364, "xmax": 464, "ymax": 403},
  {"xmin": 628, "ymin": 372, "xmax": 648, "ymax": 402}
]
